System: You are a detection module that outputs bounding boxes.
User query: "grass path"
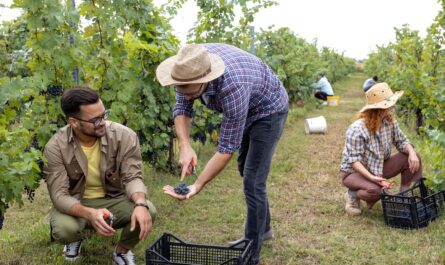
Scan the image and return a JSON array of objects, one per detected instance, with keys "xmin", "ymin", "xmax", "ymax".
[
  {"xmin": 1, "ymin": 73, "xmax": 445, "ymax": 264},
  {"xmin": 261, "ymin": 73, "xmax": 445, "ymax": 265}
]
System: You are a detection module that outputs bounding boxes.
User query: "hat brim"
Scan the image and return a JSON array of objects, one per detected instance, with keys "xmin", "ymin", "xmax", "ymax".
[
  {"xmin": 156, "ymin": 53, "xmax": 225, "ymax": 86},
  {"xmin": 359, "ymin": 91, "xmax": 404, "ymax": 112}
]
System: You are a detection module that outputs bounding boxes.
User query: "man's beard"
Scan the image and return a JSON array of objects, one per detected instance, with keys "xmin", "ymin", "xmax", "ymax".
[{"xmin": 81, "ymin": 124, "xmax": 106, "ymax": 138}]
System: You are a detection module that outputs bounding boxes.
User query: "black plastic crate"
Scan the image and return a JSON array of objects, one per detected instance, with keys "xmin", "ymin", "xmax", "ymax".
[
  {"xmin": 381, "ymin": 178, "xmax": 445, "ymax": 229},
  {"xmin": 146, "ymin": 233, "xmax": 254, "ymax": 265}
]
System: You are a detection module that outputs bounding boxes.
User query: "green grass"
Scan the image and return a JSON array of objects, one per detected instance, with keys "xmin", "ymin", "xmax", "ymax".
[{"xmin": 1, "ymin": 72, "xmax": 445, "ymax": 264}]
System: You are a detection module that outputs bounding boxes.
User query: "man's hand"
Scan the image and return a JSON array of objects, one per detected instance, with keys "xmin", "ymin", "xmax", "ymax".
[
  {"xmin": 131, "ymin": 206, "xmax": 152, "ymax": 241},
  {"xmin": 179, "ymin": 145, "xmax": 198, "ymax": 181},
  {"xmin": 163, "ymin": 183, "xmax": 200, "ymax": 200},
  {"xmin": 88, "ymin": 208, "xmax": 115, "ymax": 237},
  {"xmin": 164, "ymin": 152, "xmax": 231, "ymax": 200}
]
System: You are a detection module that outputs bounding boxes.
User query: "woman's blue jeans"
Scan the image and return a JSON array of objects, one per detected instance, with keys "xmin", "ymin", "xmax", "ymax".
[{"xmin": 237, "ymin": 111, "xmax": 287, "ymax": 264}]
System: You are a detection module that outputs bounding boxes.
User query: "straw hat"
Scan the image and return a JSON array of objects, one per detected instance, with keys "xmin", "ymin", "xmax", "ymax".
[
  {"xmin": 359, "ymin": 82, "xmax": 404, "ymax": 112},
  {"xmin": 156, "ymin": 44, "xmax": 225, "ymax": 86}
]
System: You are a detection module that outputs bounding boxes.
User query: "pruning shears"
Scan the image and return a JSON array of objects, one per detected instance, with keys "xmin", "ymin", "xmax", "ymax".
[
  {"xmin": 186, "ymin": 159, "xmax": 197, "ymax": 176},
  {"xmin": 103, "ymin": 212, "xmax": 114, "ymax": 226},
  {"xmin": 380, "ymin": 180, "xmax": 395, "ymax": 189}
]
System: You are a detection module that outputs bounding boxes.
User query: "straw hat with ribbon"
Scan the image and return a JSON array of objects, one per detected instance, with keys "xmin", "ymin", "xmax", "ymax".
[
  {"xmin": 156, "ymin": 44, "xmax": 225, "ymax": 87},
  {"xmin": 359, "ymin": 82, "xmax": 404, "ymax": 112}
]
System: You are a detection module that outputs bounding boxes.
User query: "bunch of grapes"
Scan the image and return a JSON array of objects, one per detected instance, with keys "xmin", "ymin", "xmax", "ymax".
[
  {"xmin": 174, "ymin": 182, "xmax": 190, "ymax": 195},
  {"xmin": 24, "ymin": 135, "xmax": 43, "ymax": 154},
  {"xmin": 37, "ymin": 158, "xmax": 44, "ymax": 172},
  {"xmin": 148, "ymin": 151, "xmax": 158, "ymax": 166},
  {"xmin": 207, "ymin": 123, "xmax": 218, "ymax": 134},
  {"xmin": 0, "ymin": 203, "xmax": 7, "ymax": 230},
  {"xmin": 24, "ymin": 187, "xmax": 36, "ymax": 202},
  {"xmin": 47, "ymin": 85, "xmax": 63, "ymax": 96},
  {"xmin": 192, "ymin": 131, "xmax": 207, "ymax": 144},
  {"xmin": 136, "ymin": 130, "xmax": 147, "ymax": 145},
  {"xmin": 31, "ymin": 135, "xmax": 43, "ymax": 152},
  {"xmin": 0, "ymin": 214, "xmax": 4, "ymax": 230}
]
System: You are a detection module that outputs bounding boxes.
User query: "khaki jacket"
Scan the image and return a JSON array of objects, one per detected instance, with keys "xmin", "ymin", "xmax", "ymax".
[{"xmin": 43, "ymin": 121, "xmax": 147, "ymax": 214}]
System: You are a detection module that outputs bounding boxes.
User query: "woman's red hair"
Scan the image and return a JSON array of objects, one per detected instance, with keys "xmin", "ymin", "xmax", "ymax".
[{"xmin": 357, "ymin": 108, "xmax": 393, "ymax": 133}]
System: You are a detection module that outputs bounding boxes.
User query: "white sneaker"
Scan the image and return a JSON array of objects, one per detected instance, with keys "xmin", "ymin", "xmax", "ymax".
[
  {"xmin": 322, "ymin": 101, "xmax": 328, "ymax": 106},
  {"xmin": 113, "ymin": 250, "xmax": 136, "ymax": 265},
  {"xmin": 63, "ymin": 240, "xmax": 82, "ymax": 261}
]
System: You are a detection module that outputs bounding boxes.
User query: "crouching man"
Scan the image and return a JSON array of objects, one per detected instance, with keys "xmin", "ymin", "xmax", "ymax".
[{"xmin": 43, "ymin": 87, "xmax": 156, "ymax": 265}]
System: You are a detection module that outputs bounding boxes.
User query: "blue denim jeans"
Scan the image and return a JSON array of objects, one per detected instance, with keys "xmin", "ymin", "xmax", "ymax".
[{"xmin": 237, "ymin": 111, "xmax": 287, "ymax": 264}]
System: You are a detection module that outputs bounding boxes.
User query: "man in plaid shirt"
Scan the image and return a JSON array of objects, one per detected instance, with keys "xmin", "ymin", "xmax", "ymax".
[
  {"xmin": 156, "ymin": 43, "xmax": 288, "ymax": 264},
  {"xmin": 340, "ymin": 83, "xmax": 422, "ymax": 216}
]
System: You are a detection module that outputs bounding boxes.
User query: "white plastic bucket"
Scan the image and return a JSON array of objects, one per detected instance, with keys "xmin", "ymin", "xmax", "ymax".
[{"xmin": 305, "ymin": 116, "xmax": 327, "ymax": 134}]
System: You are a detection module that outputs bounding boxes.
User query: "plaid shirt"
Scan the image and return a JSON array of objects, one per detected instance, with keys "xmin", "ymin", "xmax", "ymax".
[
  {"xmin": 173, "ymin": 43, "xmax": 289, "ymax": 154},
  {"xmin": 340, "ymin": 118, "xmax": 410, "ymax": 176}
]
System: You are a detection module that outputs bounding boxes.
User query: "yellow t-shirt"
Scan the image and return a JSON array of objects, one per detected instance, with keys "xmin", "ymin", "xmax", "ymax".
[{"xmin": 81, "ymin": 140, "xmax": 105, "ymax": 199}]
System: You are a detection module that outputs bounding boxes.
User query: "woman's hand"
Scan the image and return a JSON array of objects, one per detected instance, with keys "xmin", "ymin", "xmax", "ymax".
[
  {"xmin": 370, "ymin": 174, "xmax": 386, "ymax": 183},
  {"xmin": 352, "ymin": 161, "xmax": 384, "ymax": 184},
  {"xmin": 408, "ymin": 152, "xmax": 420, "ymax": 173}
]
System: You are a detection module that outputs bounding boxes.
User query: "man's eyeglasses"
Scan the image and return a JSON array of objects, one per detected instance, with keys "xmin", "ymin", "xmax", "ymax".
[{"xmin": 74, "ymin": 109, "xmax": 110, "ymax": 128}]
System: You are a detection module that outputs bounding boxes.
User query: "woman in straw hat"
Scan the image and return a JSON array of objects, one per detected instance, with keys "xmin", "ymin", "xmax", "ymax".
[
  {"xmin": 156, "ymin": 43, "xmax": 288, "ymax": 264},
  {"xmin": 340, "ymin": 82, "xmax": 422, "ymax": 215}
]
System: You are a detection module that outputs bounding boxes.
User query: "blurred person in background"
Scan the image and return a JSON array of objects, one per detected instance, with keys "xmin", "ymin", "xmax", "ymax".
[
  {"xmin": 363, "ymin": 75, "xmax": 379, "ymax": 92},
  {"xmin": 311, "ymin": 73, "xmax": 334, "ymax": 106}
]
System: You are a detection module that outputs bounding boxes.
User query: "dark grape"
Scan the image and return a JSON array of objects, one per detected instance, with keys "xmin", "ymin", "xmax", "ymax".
[
  {"xmin": 47, "ymin": 85, "xmax": 63, "ymax": 96},
  {"xmin": 24, "ymin": 187, "xmax": 36, "ymax": 202},
  {"xmin": 136, "ymin": 130, "xmax": 147, "ymax": 145},
  {"xmin": 198, "ymin": 132, "xmax": 206, "ymax": 144},
  {"xmin": 37, "ymin": 158, "xmax": 44, "ymax": 172},
  {"xmin": 149, "ymin": 151, "xmax": 158, "ymax": 165},
  {"xmin": 24, "ymin": 135, "xmax": 43, "ymax": 153},
  {"xmin": 192, "ymin": 131, "xmax": 207, "ymax": 144},
  {"xmin": 207, "ymin": 123, "xmax": 215, "ymax": 133},
  {"xmin": 174, "ymin": 182, "xmax": 190, "ymax": 195},
  {"xmin": 31, "ymin": 135, "xmax": 43, "ymax": 151}
]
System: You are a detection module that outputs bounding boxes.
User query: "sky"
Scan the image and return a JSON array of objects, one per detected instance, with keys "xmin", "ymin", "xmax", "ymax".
[
  {"xmin": 1, "ymin": 0, "xmax": 442, "ymax": 60},
  {"xmin": 167, "ymin": 0, "xmax": 442, "ymax": 60}
]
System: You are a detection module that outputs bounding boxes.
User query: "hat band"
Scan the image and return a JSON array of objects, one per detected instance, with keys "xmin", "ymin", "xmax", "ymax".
[{"xmin": 171, "ymin": 66, "xmax": 212, "ymax": 82}]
